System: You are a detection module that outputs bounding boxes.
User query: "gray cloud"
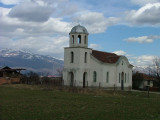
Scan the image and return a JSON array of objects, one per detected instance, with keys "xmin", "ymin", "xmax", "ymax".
[
  {"xmin": 0, "ymin": 36, "xmax": 69, "ymax": 58},
  {"xmin": 0, "ymin": 1, "xmax": 118, "ymax": 58},
  {"xmin": 7, "ymin": 0, "xmax": 78, "ymax": 22},
  {"xmin": 8, "ymin": 0, "xmax": 55, "ymax": 22},
  {"xmin": 73, "ymin": 12, "xmax": 119, "ymax": 33},
  {"xmin": 57, "ymin": 4, "xmax": 78, "ymax": 17},
  {"xmin": 0, "ymin": 7, "xmax": 72, "ymax": 38},
  {"xmin": 0, "ymin": 7, "xmax": 119, "ymax": 58},
  {"xmin": 132, "ymin": 55, "xmax": 155, "ymax": 68},
  {"xmin": 126, "ymin": 3, "xmax": 160, "ymax": 25},
  {"xmin": 125, "ymin": 35, "xmax": 160, "ymax": 43},
  {"xmin": 113, "ymin": 50, "xmax": 157, "ymax": 68},
  {"xmin": 0, "ymin": 0, "xmax": 20, "ymax": 5},
  {"xmin": 113, "ymin": 50, "xmax": 127, "ymax": 56},
  {"xmin": 0, "ymin": 7, "xmax": 72, "ymax": 58},
  {"xmin": 131, "ymin": 0, "xmax": 160, "ymax": 6}
]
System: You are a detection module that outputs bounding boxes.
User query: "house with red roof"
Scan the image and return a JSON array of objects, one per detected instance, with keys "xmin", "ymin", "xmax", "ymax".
[
  {"xmin": 63, "ymin": 25, "xmax": 133, "ymax": 90},
  {"xmin": 132, "ymin": 72, "xmax": 159, "ymax": 91}
]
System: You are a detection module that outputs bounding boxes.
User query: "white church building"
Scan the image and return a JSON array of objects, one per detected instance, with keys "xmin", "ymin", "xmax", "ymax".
[{"xmin": 63, "ymin": 25, "xmax": 133, "ymax": 90}]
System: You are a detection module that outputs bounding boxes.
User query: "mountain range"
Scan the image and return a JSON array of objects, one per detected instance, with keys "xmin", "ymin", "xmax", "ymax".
[{"xmin": 0, "ymin": 49, "xmax": 64, "ymax": 76}]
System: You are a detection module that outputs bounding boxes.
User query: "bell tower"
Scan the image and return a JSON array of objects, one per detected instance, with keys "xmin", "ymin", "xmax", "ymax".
[
  {"xmin": 63, "ymin": 24, "xmax": 92, "ymax": 88},
  {"xmin": 69, "ymin": 24, "xmax": 89, "ymax": 48}
]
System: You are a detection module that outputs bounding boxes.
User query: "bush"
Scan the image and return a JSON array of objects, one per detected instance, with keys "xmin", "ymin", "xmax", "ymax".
[{"xmin": 21, "ymin": 72, "xmax": 40, "ymax": 85}]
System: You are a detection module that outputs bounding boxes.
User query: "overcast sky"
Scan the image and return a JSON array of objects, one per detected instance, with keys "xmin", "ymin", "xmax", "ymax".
[{"xmin": 0, "ymin": 0, "xmax": 160, "ymax": 67}]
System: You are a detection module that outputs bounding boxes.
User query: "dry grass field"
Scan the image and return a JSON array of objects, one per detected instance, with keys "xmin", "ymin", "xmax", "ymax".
[{"xmin": 0, "ymin": 84, "xmax": 160, "ymax": 120}]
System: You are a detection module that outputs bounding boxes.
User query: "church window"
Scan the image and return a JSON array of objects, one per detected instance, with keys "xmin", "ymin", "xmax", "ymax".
[
  {"xmin": 128, "ymin": 73, "xmax": 129, "ymax": 83},
  {"xmin": 78, "ymin": 35, "xmax": 81, "ymax": 44},
  {"xmin": 72, "ymin": 35, "xmax": 74, "ymax": 44},
  {"xmin": 71, "ymin": 52, "xmax": 74, "ymax": 63},
  {"xmin": 125, "ymin": 73, "xmax": 126, "ymax": 83},
  {"xmin": 84, "ymin": 52, "xmax": 87, "ymax": 63},
  {"xmin": 119, "ymin": 73, "xmax": 121, "ymax": 83},
  {"xmin": 106, "ymin": 72, "xmax": 109, "ymax": 83},
  {"xmin": 93, "ymin": 71, "xmax": 97, "ymax": 82},
  {"xmin": 84, "ymin": 36, "xmax": 87, "ymax": 44}
]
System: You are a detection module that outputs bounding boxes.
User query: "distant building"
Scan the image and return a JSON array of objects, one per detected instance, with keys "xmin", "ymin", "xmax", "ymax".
[
  {"xmin": 0, "ymin": 66, "xmax": 25, "ymax": 85},
  {"xmin": 63, "ymin": 25, "xmax": 133, "ymax": 90},
  {"xmin": 132, "ymin": 72, "xmax": 159, "ymax": 91}
]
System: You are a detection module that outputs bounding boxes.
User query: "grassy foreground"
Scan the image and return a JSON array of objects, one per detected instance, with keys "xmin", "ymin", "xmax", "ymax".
[{"xmin": 0, "ymin": 85, "xmax": 160, "ymax": 120}]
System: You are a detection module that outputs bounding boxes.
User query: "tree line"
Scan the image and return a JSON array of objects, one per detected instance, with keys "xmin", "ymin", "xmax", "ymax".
[{"xmin": 20, "ymin": 69, "xmax": 63, "ymax": 86}]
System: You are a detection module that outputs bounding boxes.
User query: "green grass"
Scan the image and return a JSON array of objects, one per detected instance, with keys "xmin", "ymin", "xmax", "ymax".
[{"xmin": 0, "ymin": 85, "xmax": 160, "ymax": 120}]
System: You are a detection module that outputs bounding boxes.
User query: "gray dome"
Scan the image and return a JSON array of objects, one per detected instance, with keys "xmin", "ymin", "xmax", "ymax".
[{"xmin": 70, "ymin": 25, "xmax": 88, "ymax": 34}]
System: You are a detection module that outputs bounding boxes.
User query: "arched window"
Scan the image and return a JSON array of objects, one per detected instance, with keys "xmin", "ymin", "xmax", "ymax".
[
  {"xmin": 106, "ymin": 72, "xmax": 109, "ymax": 83},
  {"xmin": 72, "ymin": 35, "xmax": 74, "ymax": 44},
  {"xmin": 125, "ymin": 73, "xmax": 126, "ymax": 83},
  {"xmin": 84, "ymin": 36, "xmax": 87, "ymax": 44},
  {"xmin": 128, "ymin": 73, "xmax": 129, "ymax": 83},
  {"xmin": 83, "ymin": 72, "xmax": 87, "ymax": 88},
  {"xmin": 84, "ymin": 52, "xmax": 87, "ymax": 63},
  {"xmin": 119, "ymin": 73, "xmax": 121, "ymax": 83},
  {"xmin": 121, "ymin": 72, "xmax": 124, "ymax": 81},
  {"xmin": 78, "ymin": 35, "xmax": 81, "ymax": 44},
  {"xmin": 93, "ymin": 71, "xmax": 97, "ymax": 82},
  {"xmin": 71, "ymin": 52, "xmax": 74, "ymax": 63}
]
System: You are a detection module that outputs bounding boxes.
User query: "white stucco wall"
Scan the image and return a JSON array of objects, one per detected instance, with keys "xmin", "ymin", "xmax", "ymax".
[
  {"xmin": 63, "ymin": 47, "xmax": 133, "ymax": 90},
  {"xmin": 116, "ymin": 57, "xmax": 132, "ymax": 90},
  {"xmin": 63, "ymin": 47, "xmax": 92, "ymax": 87}
]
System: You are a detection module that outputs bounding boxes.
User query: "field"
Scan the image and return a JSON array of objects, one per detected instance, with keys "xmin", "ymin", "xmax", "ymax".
[{"xmin": 0, "ymin": 84, "xmax": 160, "ymax": 120}]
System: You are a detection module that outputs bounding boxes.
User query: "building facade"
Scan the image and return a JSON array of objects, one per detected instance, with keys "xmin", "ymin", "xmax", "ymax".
[{"xmin": 63, "ymin": 25, "xmax": 133, "ymax": 90}]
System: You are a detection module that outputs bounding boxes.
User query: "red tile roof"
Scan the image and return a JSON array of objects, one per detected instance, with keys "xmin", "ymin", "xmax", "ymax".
[
  {"xmin": 141, "ymin": 73, "xmax": 157, "ymax": 81},
  {"xmin": 134, "ymin": 72, "xmax": 157, "ymax": 81},
  {"xmin": 91, "ymin": 50, "xmax": 121, "ymax": 63}
]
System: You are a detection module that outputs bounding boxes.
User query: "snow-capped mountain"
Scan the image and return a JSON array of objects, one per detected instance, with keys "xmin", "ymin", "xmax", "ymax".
[{"xmin": 0, "ymin": 49, "xmax": 64, "ymax": 75}]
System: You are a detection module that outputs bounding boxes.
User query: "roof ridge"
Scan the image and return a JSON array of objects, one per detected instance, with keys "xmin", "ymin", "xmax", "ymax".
[
  {"xmin": 92, "ymin": 50, "xmax": 118, "ymax": 56},
  {"xmin": 92, "ymin": 50, "xmax": 120, "ymax": 63}
]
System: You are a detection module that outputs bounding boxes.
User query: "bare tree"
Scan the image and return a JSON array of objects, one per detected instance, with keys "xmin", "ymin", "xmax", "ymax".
[
  {"xmin": 149, "ymin": 57, "xmax": 160, "ymax": 88},
  {"xmin": 153, "ymin": 57, "xmax": 160, "ymax": 78},
  {"xmin": 26, "ymin": 71, "xmax": 40, "ymax": 84},
  {"xmin": 56, "ymin": 68, "xmax": 63, "ymax": 77}
]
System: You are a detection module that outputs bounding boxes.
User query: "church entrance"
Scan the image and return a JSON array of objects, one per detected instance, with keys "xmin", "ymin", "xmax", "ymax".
[
  {"xmin": 83, "ymin": 72, "xmax": 87, "ymax": 88},
  {"xmin": 69, "ymin": 72, "xmax": 74, "ymax": 87},
  {"xmin": 121, "ymin": 72, "xmax": 124, "ymax": 90}
]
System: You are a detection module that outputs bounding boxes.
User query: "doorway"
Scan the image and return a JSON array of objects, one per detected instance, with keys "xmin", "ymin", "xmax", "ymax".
[
  {"xmin": 69, "ymin": 72, "xmax": 74, "ymax": 87},
  {"xmin": 83, "ymin": 72, "xmax": 87, "ymax": 88}
]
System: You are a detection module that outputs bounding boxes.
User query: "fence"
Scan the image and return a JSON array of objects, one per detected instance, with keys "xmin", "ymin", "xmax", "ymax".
[
  {"xmin": 21, "ymin": 76, "xmax": 63, "ymax": 86},
  {"xmin": 40, "ymin": 77, "xmax": 63, "ymax": 86}
]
